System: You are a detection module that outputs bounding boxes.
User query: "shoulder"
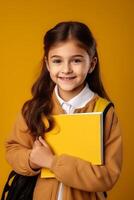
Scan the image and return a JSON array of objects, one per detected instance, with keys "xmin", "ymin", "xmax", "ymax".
[
  {"xmin": 93, "ymin": 95, "xmax": 113, "ymax": 113},
  {"xmin": 14, "ymin": 111, "xmax": 29, "ymax": 131},
  {"xmin": 104, "ymin": 106, "xmax": 118, "ymax": 129},
  {"xmin": 11, "ymin": 111, "xmax": 33, "ymax": 138},
  {"xmin": 96, "ymin": 96, "xmax": 118, "ymax": 131},
  {"xmin": 104, "ymin": 105, "xmax": 121, "ymax": 144},
  {"xmin": 7, "ymin": 111, "xmax": 35, "ymax": 147},
  {"xmin": 93, "ymin": 95, "xmax": 119, "ymax": 137}
]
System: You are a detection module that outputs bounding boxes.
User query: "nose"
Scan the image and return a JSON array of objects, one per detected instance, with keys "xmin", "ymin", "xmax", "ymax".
[{"xmin": 61, "ymin": 62, "xmax": 73, "ymax": 74}]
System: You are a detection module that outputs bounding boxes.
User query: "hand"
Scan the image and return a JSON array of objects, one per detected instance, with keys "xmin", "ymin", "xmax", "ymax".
[{"xmin": 29, "ymin": 136, "xmax": 55, "ymax": 169}]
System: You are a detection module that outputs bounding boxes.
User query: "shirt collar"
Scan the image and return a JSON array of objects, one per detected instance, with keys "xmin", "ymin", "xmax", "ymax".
[{"xmin": 54, "ymin": 83, "xmax": 94, "ymax": 109}]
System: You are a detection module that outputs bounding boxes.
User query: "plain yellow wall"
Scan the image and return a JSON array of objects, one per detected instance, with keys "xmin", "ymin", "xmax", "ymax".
[{"xmin": 0, "ymin": 0, "xmax": 134, "ymax": 199}]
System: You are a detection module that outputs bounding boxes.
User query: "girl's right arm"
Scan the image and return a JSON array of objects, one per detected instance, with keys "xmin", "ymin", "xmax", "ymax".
[{"xmin": 5, "ymin": 112, "xmax": 40, "ymax": 176}]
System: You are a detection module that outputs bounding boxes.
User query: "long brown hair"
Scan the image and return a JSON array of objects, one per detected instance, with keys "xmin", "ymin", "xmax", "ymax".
[{"xmin": 22, "ymin": 21, "xmax": 110, "ymax": 136}]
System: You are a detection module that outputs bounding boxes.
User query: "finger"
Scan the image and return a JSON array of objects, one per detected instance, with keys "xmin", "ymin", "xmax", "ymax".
[
  {"xmin": 33, "ymin": 139, "xmax": 42, "ymax": 147},
  {"xmin": 38, "ymin": 136, "xmax": 49, "ymax": 148}
]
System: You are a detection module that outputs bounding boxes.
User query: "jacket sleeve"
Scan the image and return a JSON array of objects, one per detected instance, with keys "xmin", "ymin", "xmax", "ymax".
[
  {"xmin": 5, "ymin": 112, "xmax": 40, "ymax": 176},
  {"xmin": 49, "ymin": 107, "xmax": 123, "ymax": 192}
]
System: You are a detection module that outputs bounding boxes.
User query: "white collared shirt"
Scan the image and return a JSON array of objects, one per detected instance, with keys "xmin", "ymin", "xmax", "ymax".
[
  {"xmin": 55, "ymin": 83, "xmax": 94, "ymax": 200},
  {"xmin": 55, "ymin": 83, "xmax": 94, "ymax": 114}
]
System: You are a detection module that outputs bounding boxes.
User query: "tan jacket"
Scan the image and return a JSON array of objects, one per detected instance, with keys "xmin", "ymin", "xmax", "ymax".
[{"xmin": 6, "ymin": 93, "xmax": 122, "ymax": 200}]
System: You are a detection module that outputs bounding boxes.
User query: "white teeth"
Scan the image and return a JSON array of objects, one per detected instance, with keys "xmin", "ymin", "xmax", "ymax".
[
  {"xmin": 59, "ymin": 77, "xmax": 75, "ymax": 79},
  {"xmin": 61, "ymin": 77, "xmax": 74, "ymax": 80}
]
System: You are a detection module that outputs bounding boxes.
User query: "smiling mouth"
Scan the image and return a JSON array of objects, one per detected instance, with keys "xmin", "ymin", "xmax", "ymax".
[{"xmin": 58, "ymin": 76, "xmax": 76, "ymax": 80}]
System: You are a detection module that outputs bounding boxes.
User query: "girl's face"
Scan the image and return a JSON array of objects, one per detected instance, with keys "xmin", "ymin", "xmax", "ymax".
[{"xmin": 46, "ymin": 39, "xmax": 96, "ymax": 101}]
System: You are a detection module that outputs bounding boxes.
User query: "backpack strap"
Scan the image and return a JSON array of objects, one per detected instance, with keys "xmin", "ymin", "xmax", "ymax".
[
  {"xmin": 93, "ymin": 97, "xmax": 114, "ymax": 113},
  {"xmin": 93, "ymin": 97, "xmax": 114, "ymax": 123},
  {"xmin": 1, "ymin": 171, "xmax": 16, "ymax": 200},
  {"xmin": 93, "ymin": 97, "xmax": 114, "ymax": 199}
]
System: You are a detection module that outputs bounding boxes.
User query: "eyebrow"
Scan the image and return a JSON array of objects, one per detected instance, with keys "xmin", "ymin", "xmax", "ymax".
[{"xmin": 50, "ymin": 55, "xmax": 84, "ymax": 59}]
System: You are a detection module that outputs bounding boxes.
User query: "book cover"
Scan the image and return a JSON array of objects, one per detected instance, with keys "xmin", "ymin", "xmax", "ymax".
[{"xmin": 41, "ymin": 112, "xmax": 103, "ymax": 178}]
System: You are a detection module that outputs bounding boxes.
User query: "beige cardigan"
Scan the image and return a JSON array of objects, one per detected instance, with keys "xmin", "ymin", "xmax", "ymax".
[{"xmin": 5, "ymin": 93, "xmax": 122, "ymax": 200}]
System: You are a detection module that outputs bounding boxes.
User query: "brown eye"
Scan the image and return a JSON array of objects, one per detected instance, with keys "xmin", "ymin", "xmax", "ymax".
[
  {"xmin": 72, "ymin": 59, "xmax": 82, "ymax": 63},
  {"xmin": 52, "ymin": 59, "xmax": 61, "ymax": 63}
]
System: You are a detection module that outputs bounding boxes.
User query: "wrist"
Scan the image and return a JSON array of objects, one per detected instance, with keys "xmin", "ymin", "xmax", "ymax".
[
  {"xmin": 29, "ymin": 159, "xmax": 41, "ymax": 171},
  {"xmin": 47, "ymin": 155, "xmax": 55, "ymax": 169},
  {"xmin": 28, "ymin": 152, "xmax": 41, "ymax": 171}
]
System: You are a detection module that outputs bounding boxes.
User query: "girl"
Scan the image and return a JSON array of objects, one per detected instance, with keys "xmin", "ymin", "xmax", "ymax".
[{"xmin": 6, "ymin": 21, "xmax": 122, "ymax": 200}]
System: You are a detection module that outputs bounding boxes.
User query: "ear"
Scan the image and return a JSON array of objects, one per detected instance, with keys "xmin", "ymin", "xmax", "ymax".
[
  {"xmin": 88, "ymin": 57, "xmax": 97, "ymax": 74},
  {"xmin": 45, "ymin": 57, "xmax": 50, "ymax": 71}
]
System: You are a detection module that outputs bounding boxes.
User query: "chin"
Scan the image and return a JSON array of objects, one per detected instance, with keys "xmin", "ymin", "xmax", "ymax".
[{"xmin": 59, "ymin": 86, "xmax": 76, "ymax": 92}]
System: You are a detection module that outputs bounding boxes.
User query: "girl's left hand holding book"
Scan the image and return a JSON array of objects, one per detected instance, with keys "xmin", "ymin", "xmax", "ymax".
[{"xmin": 29, "ymin": 136, "xmax": 55, "ymax": 170}]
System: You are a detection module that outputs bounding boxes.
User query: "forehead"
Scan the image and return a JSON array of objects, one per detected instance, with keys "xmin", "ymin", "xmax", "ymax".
[{"xmin": 48, "ymin": 39, "xmax": 88, "ymax": 58}]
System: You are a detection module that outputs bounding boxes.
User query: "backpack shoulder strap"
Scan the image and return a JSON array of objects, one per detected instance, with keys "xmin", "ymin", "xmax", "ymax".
[
  {"xmin": 93, "ymin": 97, "xmax": 113, "ymax": 112},
  {"xmin": 93, "ymin": 96, "xmax": 114, "ymax": 123},
  {"xmin": 94, "ymin": 97, "xmax": 114, "ymax": 200},
  {"xmin": 93, "ymin": 97, "xmax": 114, "ymax": 159}
]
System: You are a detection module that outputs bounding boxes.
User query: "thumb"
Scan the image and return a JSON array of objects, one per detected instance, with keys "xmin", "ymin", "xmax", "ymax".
[
  {"xmin": 38, "ymin": 136, "xmax": 49, "ymax": 148},
  {"xmin": 34, "ymin": 139, "xmax": 42, "ymax": 146}
]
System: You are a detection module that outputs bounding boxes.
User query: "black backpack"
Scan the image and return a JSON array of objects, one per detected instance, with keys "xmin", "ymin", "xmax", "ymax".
[{"xmin": 1, "ymin": 171, "xmax": 38, "ymax": 200}]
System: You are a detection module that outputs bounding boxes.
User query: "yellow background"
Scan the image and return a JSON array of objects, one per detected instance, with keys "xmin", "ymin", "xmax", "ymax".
[{"xmin": 0, "ymin": 0, "xmax": 133, "ymax": 199}]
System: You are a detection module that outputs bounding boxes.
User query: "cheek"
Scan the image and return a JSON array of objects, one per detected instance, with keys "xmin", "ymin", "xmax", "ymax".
[
  {"xmin": 76, "ymin": 67, "xmax": 89, "ymax": 77},
  {"xmin": 49, "ymin": 73, "xmax": 57, "ymax": 83},
  {"xmin": 49, "ymin": 67, "xmax": 58, "ymax": 76}
]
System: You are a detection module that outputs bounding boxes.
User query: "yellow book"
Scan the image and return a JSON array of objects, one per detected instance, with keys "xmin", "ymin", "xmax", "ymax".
[{"xmin": 41, "ymin": 112, "xmax": 104, "ymax": 178}]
